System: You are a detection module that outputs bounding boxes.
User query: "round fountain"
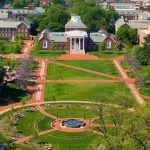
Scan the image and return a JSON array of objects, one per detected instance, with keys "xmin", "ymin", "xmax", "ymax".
[{"xmin": 61, "ymin": 119, "xmax": 86, "ymax": 128}]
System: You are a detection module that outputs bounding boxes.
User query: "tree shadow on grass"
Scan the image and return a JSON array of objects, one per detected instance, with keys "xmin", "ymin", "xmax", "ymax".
[{"xmin": 0, "ymin": 83, "xmax": 29, "ymax": 106}]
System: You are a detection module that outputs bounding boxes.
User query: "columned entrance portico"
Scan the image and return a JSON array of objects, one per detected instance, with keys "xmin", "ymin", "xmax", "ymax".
[
  {"xmin": 66, "ymin": 30, "xmax": 87, "ymax": 54},
  {"xmin": 70, "ymin": 38, "xmax": 85, "ymax": 51}
]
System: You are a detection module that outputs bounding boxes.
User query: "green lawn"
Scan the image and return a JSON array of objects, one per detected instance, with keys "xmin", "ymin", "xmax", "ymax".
[
  {"xmin": 44, "ymin": 83, "xmax": 135, "ymax": 106},
  {"xmin": 139, "ymin": 83, "xmax": 150, "ymax": 96},
  {"xmin": 16, "ymin": 111, "xmax": 53, "ymax": 136},
  {"xmin": 35, "ymin": 131, "xmax": 99, "ymax": 150},
  {"xmin": 46, "ymin": 108, "xmax": 97, "ymax": 119},
  {"xmin": 30, "ymin": 49, "xmax": 66, "ymax": 58},
  {"xmin": 88, "ymin": 51, "xmax": 125, "ymax": 58},
  {"xmin": 47, "ymin": 63, "xmax": 110, "ymax": 80},
  {"xmin": 120, "ymin": 60, "xmax": 128, "ymax": 69},
  {"xmin": 0, "ymin": 41, "xmax": 21, "ymax": 54},
  {"xmin": 59, "ymin": 60, "xmax": 119, "ymax": 76},
  {"xmin": 93, "ymin": 116, "xmax": 114, "ymax": 124}
]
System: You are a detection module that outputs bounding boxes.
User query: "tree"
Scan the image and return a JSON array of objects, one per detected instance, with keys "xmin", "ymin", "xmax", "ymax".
[
  {"xmin": 116, "ymin": 25, "xmax": 129, "ymax": 42},
  {"xmin": 128, "ymin": 28, "xmax": 137, "ymax": 45},
  {"xmin": 0, "ymin": 45, "xmax": 5, "ymax": 54},
  {"xmin": 13, "ymin": 0, "xmax": 39, "ymax": 8},
  {"xmin": 52, "ymin": 0, "xmax": 64, "ymax": 5},
  {"xmin": 50, "ymin": 42, "xmax": 57, "ymax": 50},
  {"xmin": 15, "ymin": 44, "xmax": 21, "ymax": 53},
  {"xmin": 33, "ymin": 39, "xmax": 40, "ymax": 50},
  {"xmin": 37, "ymin": 5, "xmax": 70, "ymax": 32},
  {"xmin": 116, "ymin": 26, "xmax": 137, "ymax": 45},
  {"xmin": 133, "ymin": 35, "xmax": 150, "ymax": 65},
  {"xmin": 93, "ymin": 100, "xmax": 150, "ymax": 150},
  {"xmin": 30, "ymin": 2, "xmax": 118, "ymax": 33},
  {"xmin": 135, "ymin": 73, "xmax": 147, "ymax": 88},
  {"xmin": 99, "ymin": 41, "xmax": 105, "ymax": 54},
  {"xmin": 0, "ymin": 61, "xmax": 5, "ymax": 94},
  {"xmin": 15, "ymin": 55, "xmax": 35, "ymax": 88}
]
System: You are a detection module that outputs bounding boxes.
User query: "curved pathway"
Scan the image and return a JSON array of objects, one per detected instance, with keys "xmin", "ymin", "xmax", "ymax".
[
  {"xmin": 36, "ymin": 105, "xmax": 58, "ymax": 119},
  {"xmin": 0, "ymin": 101, "xmax": 121, "ymax": 115}
]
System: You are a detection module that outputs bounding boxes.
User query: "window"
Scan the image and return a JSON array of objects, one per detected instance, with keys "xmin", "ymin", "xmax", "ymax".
[
  {"xmin": 43, "ymin": 40, "xmax": 47, "ymax": 48},
  {"xmin": 106, "ymin": 41, "xmax": 111, "ymax": 49}
]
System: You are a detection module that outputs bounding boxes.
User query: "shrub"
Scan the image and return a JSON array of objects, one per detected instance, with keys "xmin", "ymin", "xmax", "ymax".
[{"xmin": 50, "ymin": 42, "xmax": 57, "ymax": 50}]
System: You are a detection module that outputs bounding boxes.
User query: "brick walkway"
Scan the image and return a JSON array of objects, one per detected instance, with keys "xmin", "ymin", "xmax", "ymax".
[
  {"xmin": 141, "ymin": 94, "xmax": 150, "ymax": 100},
  {"xmin": 46, "ymin": 79, "xmax": 122, "ymax": 83},
  {"xmin": 15, "ymin": 129, "xmax": 56, "ymax": 144},
  {"xmin": 0, "ymin": 49, "xmax": 148, "ymax": 146},
  {"xmin": 57, "ymin": 54, "xmax": 101, "ymax": 60},
  {"xmin": 113, "ymin": 60, "xmax": 145, "ymax": 105},
  {"xmin": 36, "ymin": 105, "xmax": 57, "ymax": 119}
]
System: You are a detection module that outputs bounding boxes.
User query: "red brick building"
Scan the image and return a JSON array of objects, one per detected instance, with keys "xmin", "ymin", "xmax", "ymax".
[
  {"xmin": 39, "ymin": 16, "xmax": 117, "ymax": 54},
  {"xmin": 0, "ymin": 20, "xmax": 31, "ymax": 40}
]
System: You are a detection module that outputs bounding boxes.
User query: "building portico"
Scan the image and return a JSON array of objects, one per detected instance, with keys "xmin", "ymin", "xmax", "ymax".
[
  {"xmin": 70, "ymin": 38, "xmax": 84, "ymax": 50},
  {"xmin": 66, "ymin": 30, "xmax": 87, "ymax": 54}
]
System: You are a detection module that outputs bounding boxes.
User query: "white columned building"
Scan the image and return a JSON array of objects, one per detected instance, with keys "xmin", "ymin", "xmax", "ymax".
[{"xmin": 66, "ymin": 30, "xmax": 87, "ymax": 54}]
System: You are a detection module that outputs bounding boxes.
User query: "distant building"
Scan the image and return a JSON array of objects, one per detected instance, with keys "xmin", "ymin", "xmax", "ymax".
[
  {"xmin": 0, "ymin": 4, "xmax": 45, "ymax": 21},
  {"xmin": 138, "ymin": 23, "xmax": 150, "ymax": 45},
  {"xmin": 138, "ymin": 11, "xmax": 150, "ymax": 20},
  {"xmin": 39, "ymin": 16, "xmax": 117, "ymax": 54},
  {"xmin": 115, "ymin": 15, "xmax": 150, "ymax": 45},
  {"xmin": 115, "ymin": 16, "xmax": 149, "ymax": 31},
  {"xmin": 40, "ymin": 0, "xmax": 50, "ymax": 6},
  {"xmin": 0, "ymin": 20, "xmax": 31, "ymax": 40},
  {"xmin": 0, "ymin": 12, "xmax": 9, "ymax": 20}
]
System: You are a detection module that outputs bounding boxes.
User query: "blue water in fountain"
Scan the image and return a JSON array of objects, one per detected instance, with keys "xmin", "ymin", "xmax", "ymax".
[{"xmin": 62, "ymin": 119, "xmax": 85, "ymax": 128}]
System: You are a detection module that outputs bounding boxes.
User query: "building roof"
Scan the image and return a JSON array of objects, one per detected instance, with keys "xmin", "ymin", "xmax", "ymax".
[
  {"xmin": 128, "ymin": 20, "xmax": 149, "ymax": 29},
  {"xmin": 0, "ymin": 7, "xmax": 45, "ymax": 15},
  {"xmin": 98, "ymin": 29, "xmax": 107, "ymax": 35},
  {"xmin": 49, "ymin": 32, "xmax": 67, "ymax": 42},
  {"xmin": 66, "ymin": 30, "xmax": 88, "ymax": 37},
  {"xmin": 65, "ymin": 16, "xmax": 87, "ymax": 29},
  {"xmin": 0, "ymin": 20, "xmax": 30, "ymax": 28},
  {"xmin": 109, "ymin": 3, "xmax": 134, "ymax": 9},
  {"xmin": 39, "ymin": 29, "xmax": 67, "ymax": 42},
  {"xmin": 89, "ymin": 32, "xmax": 107, "ymax": 43},
  {"xmin": 139, "ymin": 11, "xmax": 150, "ymax": 20},
  {"xmin": 115, "ymin": 17, "xmax": 126, "ymax": 28},
  {"xmin": 116, "ymin": 10, "xmax": 139, "ymax": 16},
  {"xmin": 0, "ymin": 12, "xmax": 8, "ymax": 19}
]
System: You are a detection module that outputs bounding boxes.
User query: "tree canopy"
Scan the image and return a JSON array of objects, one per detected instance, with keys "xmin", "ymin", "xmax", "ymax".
[
  {"xmin": 13, "ymin": 0, "xmax": 40, "ymax": 8},
  {"xmin": 134, "ymin": 35, "xmax": 150, "ymax": 65},
  {"xmin": 116, "ymin": 25, "xmax": 137, "ymax": 45},
  {"xmin": 34, "ymin": 5, "xmax": 70, "ymax": 32},
  {"xmin": 30, "ymin": 1, "xmax": 118, "ymax": 33}
]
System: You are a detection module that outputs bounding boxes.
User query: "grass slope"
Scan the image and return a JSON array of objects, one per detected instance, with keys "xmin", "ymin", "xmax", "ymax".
[
  {"xmin": 47, "ymin": 63, "xmax": 110, "ymax": 80},
  {"xmin": 59, "ymin": 60, "xmax": 119, "ymax": 76},
  {"xmin": 16, "ymin": 111, "xmax": 53, "ymax": 136},
  {"xmin": 44, "ymin": 82, "xmax": 135, "ymax": 106}
]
